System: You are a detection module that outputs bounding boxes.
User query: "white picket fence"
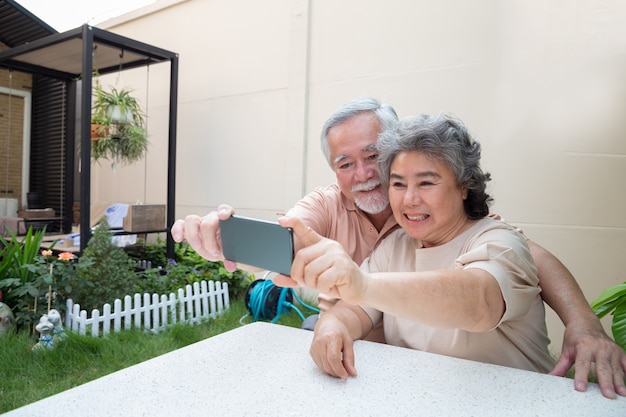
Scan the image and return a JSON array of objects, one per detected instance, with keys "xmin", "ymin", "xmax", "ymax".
[{"xmin": 65, "ymin": 280, "xmax": 230, "ymax": 337}]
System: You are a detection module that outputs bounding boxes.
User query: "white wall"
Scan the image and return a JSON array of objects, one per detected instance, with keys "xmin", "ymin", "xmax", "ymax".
[{"xmin": 97, "ymin": 0, "xmax": 626, "ymax": 355}]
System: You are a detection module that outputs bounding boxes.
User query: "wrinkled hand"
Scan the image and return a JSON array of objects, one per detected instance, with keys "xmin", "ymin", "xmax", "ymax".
[
  {"xmin": 309, "ymin": 313, "xmax": 357, "ymax": 379},
  {"xmin": 170, "ymin": 204, "xmax": 238, "ymax": 272},
  {"xmin": 550, "ymin": 320, "xmax": 626, "ymax": 399},
  {"xmin": 273, "ymin": 216, "xmax": 366, "ymax": 305}
]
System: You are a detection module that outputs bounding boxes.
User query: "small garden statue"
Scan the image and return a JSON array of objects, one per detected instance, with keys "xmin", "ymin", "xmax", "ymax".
[
  {"xmin": 47, "ymin": 309, "xmax": 66, "ymax": 342},
  {"xmin": 0, "ymin": 298, "xmax": 15, "ymax": 335},
  {"xmin": 32, "ymin": 315, "xmax": 54, "ymax": 351}
]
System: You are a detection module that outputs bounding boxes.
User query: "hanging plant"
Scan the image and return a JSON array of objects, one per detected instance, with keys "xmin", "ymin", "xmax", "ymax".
[{"xmin": 91, "ymin": 76, "xmax": 149, "ymax": 169}]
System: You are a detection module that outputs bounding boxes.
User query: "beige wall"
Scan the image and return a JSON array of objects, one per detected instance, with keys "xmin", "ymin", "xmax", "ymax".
[{"xmin": 96, "ymin": 0, "xmax": 626, "ymax": 355}]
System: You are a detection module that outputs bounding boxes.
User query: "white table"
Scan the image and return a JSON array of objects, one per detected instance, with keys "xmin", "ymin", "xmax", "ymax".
[{"xmin": 4, "ymin": 322, "xmax": 623, "ymax": 416}]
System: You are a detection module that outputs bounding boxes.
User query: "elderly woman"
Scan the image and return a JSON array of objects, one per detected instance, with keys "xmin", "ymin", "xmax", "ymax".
[{"xmin": 278, "ymin": 113, "xmax": 554, "ymax": 379}]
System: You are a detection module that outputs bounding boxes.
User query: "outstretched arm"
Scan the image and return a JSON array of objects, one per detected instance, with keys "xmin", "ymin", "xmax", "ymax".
[{"xmin": 529, "ymin": 241, "xmax": 626, "ymax": 399}]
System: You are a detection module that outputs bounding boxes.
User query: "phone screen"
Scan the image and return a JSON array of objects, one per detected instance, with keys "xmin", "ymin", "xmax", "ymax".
[{"xmin": 219, "ymin": 215, "xmax": 294, "ymax": 276}]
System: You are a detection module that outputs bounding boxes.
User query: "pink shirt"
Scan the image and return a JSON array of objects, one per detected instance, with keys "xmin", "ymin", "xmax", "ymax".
[{"xmin": 286, "ymin": 184, "xmax": 399, "ymax": 264}]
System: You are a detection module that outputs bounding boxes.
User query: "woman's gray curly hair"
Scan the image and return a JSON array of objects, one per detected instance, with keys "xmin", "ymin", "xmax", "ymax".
[{"xmin": 377, "ymin": 113, "xmax": 492, "ymax": 220}]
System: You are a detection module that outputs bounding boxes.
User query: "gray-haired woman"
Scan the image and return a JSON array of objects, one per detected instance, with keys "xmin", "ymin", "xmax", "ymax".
[{"xmin": 279, "ymin": 113, "xmax": 554, "ymax": 378}]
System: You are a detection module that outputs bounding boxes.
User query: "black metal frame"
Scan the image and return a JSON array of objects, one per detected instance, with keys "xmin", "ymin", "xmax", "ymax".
[{"xmin": 0, "ymin": 24, "xmax": 178, "ymax": 257}]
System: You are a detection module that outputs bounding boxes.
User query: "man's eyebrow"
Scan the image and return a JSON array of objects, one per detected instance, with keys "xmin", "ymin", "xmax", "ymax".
[
  {"xmin": 334, "ymin": 145, "xmax": 377, "ymax": 165},
  {"xmin": 334, "ymin": 154, "xmax": 348, "ymax": 165}
]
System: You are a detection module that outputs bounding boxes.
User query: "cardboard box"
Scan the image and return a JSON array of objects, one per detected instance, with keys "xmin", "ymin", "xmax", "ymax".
[
  {"xmin": 123, "ymin": 204, "xmax": 166, "ymax": 232},
  {"xmin": 19, "ymin": 208, "xmax": 55, "ymax": 220}
]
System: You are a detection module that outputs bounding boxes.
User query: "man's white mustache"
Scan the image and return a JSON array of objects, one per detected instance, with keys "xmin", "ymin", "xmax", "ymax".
[{"xmin": 352, "ymin": 180, "xmax": 381, "ymax": 193}]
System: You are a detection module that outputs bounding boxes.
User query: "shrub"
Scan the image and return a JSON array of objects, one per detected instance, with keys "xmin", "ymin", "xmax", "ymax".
[
  {"xmin": 174, "ymin": 242, "xmax": 253, "ymax": 299},
  {"xmin": 124, "ymin": 237, "xmax": 168, "ymax": 268},
  {"xmin": 132, "ymin": 240, "xmax": 253, "ymax": 299},
  {"xmin": 73, "ymin": 220, "xmax": 139, "ymax": 310},
  {"xmin": 0, "ymin": 229, "xmax": 92, "ymax": 333},
  {"xmin": 0, "ymin": 228, "xmax": 49, "ymax": 332}
]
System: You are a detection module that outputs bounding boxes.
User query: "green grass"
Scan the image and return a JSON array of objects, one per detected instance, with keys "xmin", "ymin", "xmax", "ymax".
[{"xmin": 0, "ymin": 297, "xmax": 309, "ymax": 414}]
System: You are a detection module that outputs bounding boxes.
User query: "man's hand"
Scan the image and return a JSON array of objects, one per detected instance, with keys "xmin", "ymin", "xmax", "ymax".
[
  {"xmin": 550, "ymin": 319, "xmax": 626, "ymax": 399},
  {"xmin": 170, "ymin": 204, "xmax": 238, "ymax": 272}
]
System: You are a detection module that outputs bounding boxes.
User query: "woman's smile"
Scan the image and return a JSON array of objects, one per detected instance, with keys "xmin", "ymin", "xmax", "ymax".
[{"xmin": 404, "ymin": 213, "xmax": 429, "ymax": 222}]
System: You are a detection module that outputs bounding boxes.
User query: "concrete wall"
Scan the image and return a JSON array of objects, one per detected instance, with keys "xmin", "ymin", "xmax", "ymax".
[{"xmin": 96, "ymin": 0, "xmax": 626, "ymax": 355}]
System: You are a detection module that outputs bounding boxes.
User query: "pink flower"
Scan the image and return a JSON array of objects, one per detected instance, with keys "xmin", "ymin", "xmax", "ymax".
[
  {"xmin": 58, "ymin": 252, "xmax": 75, "ymax": 261},
  {"xmin": 41, "ymin": 250, "xmax": 53, "ymax": 257}
]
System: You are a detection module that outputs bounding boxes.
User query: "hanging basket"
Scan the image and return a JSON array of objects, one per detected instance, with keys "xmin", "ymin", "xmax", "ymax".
[{"xmin": 108, "ymin": 105, "xmax": 134, "ymax": 124}]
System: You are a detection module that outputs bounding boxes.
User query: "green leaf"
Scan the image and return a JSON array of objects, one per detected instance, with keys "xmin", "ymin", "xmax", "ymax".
[
  {"xmin": 11, "ymin": 286, "xmax": 31, "ymax": 297},
  {"xmin": 611, "ymin": 299, "xmax": 626, "ymax": 351},
  {"xmin": 590, "ymin": 283, "xmax": 626, "ymax": 315},
  {"xmin": 593, "ymin": 297, "xmax": 624, "ymax": 319},
  {"xmin": 0, "ymin": 278, "xmax": 21, "ymax": 288}
]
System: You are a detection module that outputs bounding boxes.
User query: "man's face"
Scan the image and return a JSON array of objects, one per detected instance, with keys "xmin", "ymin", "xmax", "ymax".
[{"xmin": 326, "ymin": 112, "xmax": 389, "ymax": 214}]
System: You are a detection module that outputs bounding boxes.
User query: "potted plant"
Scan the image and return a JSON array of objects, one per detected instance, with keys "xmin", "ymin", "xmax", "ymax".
[
  {"xmin": 90, "ymin": 77, "xmax": 149, "ymax": 168},
  {"xmin": 90, "ymin": 112, "xmax": 109, "ymax": 141},
  {"xmin": 90, "ymin": 76, "xmax": 111, "ymax": 141}
]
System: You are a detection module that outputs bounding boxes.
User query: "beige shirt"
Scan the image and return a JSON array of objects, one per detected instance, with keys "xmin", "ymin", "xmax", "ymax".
[{"xmin": 361, "ymin": 218, "xmax": 554, "ymax": 373}]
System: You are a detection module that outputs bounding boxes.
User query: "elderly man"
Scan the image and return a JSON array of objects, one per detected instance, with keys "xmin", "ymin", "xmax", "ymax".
[{"xmin": 171, "ymin": 97, "xmax": 626, "ymax": 398}]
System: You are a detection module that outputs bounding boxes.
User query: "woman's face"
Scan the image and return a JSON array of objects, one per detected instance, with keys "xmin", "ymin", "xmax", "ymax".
[{"xmin": 388, "ymin": 151, "xmax": 469, "ymax": 247}]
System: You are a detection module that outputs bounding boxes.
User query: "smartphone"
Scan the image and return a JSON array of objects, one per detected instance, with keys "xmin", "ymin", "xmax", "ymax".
[{"xmin": 219, "ymin": 215, "xmax": 294, "ymax": 276}]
